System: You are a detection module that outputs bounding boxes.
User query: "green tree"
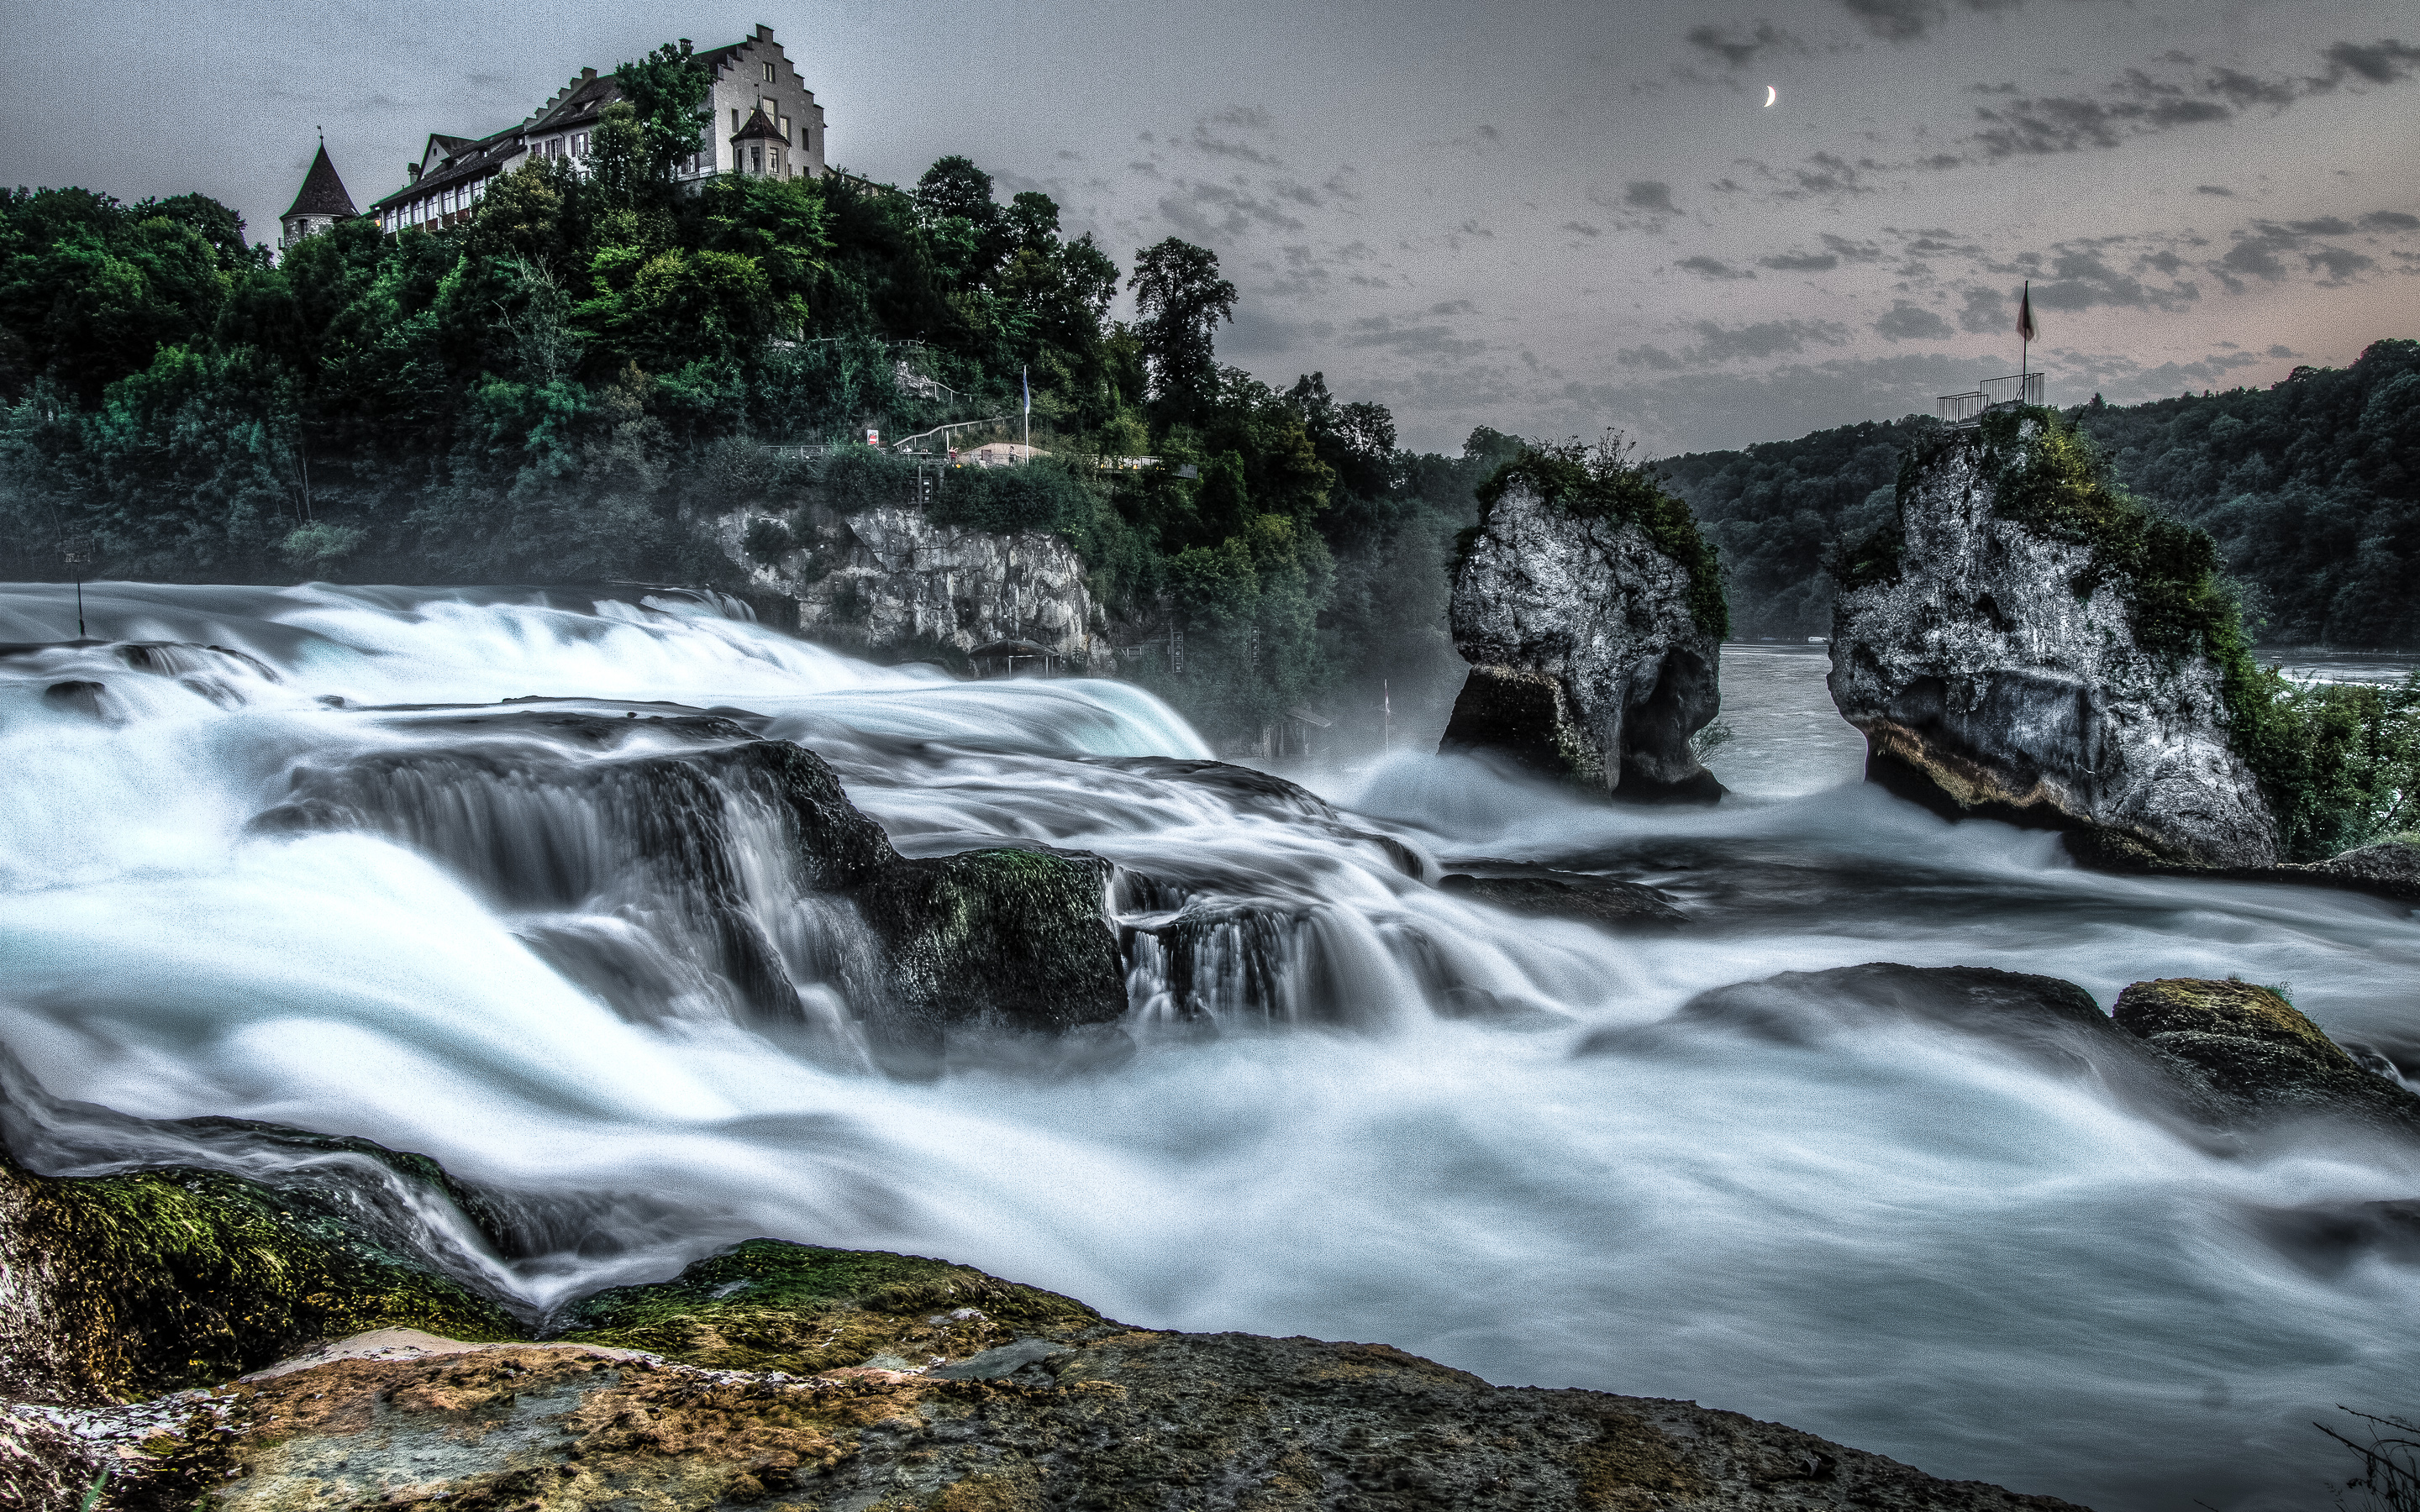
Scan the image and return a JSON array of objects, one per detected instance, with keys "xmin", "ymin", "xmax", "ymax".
[
  {"xmin": 1128, "ymin": 239, "xmax": 1234, "ymax": 424},
  {"xmin": 613, "ymin": 40, "xmax": 716, "ymax": 190}
]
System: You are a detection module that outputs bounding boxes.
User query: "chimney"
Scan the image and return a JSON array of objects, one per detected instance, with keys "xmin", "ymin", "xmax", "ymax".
[{"xmin": 406, "ymin": 163, "xmax": 421, "ymax": 183}]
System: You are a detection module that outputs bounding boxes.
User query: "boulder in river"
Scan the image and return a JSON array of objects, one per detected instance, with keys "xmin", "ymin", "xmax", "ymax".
[
  {"xmin": 1828, "ymin": 410, "xmax": 2277, "ymax": 868},
  {"xmin": 1440, "ymin": 442, "xmax": 1728, "ymax": 803},
  {"xmin": 2112, "ymin": 977, "xmax": 2420, "ymax": 1132}
]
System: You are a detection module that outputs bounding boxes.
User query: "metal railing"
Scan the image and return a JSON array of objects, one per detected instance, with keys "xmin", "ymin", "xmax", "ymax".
[{"xmin": 1938, "ymin": 370, "xmax": 2045, "ymax": 423}]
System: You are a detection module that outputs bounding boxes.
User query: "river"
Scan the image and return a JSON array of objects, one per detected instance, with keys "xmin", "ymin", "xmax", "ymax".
[{"xmin": 2, "ymin": 585, "xmax": 2414, "ymax": 1512}]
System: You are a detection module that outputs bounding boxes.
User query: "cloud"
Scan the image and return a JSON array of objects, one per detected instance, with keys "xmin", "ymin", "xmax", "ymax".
[
  {"xmin": 1674, "ymin": 255, "xmax": 1754, "ymax": 280},
  {"xmin": 1969, "ymin": 39, "xmax": 2420, "ymax": 161},
  {"xmin": 1760, "ymin": 250, "xmax": 1841, "ymax": 271},
  {"xmin": 1623, "ymin": 181, "xmax": 1678, "ymax": 213},
  {"xmin": 2217, "ymin": 220, "xmax": 2381, "ymax": 287},
  {"xmin": 1973, "ymin": 92, "xmax": 2231, "ymax": 156},
  {"xmin": 1957, "ymin": 286, "xmax": 2009, "ymax": 333},
  {"xmin": 1338, "ymin": 311, "xmax": 1487, "ymax": 360},
  {"xmin": 2313, "ymin": 39, "xmax": 2420, "ymax": 87},
  {"xmin": 1838, "ymin": 0, "xmax": 2022, "ymax": 44},
  {"xmin": 1683, "ymin": 20, "xmax": 1803, "ymax": 67},
  {"xmin": 2195, "ymin": 184, "xmax": 2233, "ymax": 197},
  {"xmin": 2362, "ymin": 210, "xmax": 2420, "ymax": 231},
  {"xmin": 1618, "ymin": 318, "xmax": 1850, "ymax": 369},
  {"xmin": 1561, "ymin": 221, "xmax": 1603, "ymax": 238},
  {"xmin": 1873, "ymin": 301, "xmax": 1954, "ymax": 340}
]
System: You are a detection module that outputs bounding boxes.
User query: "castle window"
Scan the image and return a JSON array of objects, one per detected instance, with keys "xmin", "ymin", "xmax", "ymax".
[
  {"xmin": 763, "ymin": 60, "xmax": 775, "ymax": 81},
  {"xmin": 779, "ymin": 115, "xmax": 790, "ymax": 144}
]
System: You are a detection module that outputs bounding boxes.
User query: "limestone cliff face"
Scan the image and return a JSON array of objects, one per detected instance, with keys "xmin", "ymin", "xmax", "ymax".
[
  {"xmin": 1440, "ymin": 480, "xmax": 1723, "ymax": 801},
  {"xmin": 720, "ymin": 507, "xmax": 1108, "ymax": 670},
  {"xmin": 1828, "ymin": 427, "xmax": 2276, "ymax": 867}
]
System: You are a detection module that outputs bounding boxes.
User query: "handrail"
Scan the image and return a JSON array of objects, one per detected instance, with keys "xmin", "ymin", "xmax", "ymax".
[
  {"xmin": 892, "ymin": 416, "xmax": 1007, "ymax": 453},
  {"xmin": 1938, "ymin": 371, "xmax": 2045, "ymax": 423}
]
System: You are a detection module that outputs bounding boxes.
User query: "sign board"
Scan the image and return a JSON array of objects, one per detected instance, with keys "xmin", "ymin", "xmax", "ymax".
[{"xmin": 865, "ymin": 428, "xmax": 880, "ymax": 446}]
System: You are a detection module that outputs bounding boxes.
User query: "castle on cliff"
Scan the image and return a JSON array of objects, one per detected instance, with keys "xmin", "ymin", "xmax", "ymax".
[{"xmin": 278, "ymin": 24, "xmax": 824, "ymax": 249}]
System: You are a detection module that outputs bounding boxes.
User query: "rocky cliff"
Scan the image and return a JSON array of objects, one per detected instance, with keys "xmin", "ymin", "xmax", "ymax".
[
  {"xmin": 1440, "ymin": 448, "xmax": 1727, "ymax": 801},
  {"xmin": 721, "ymin": 506, "xmax": 1110, "ymax": 671},
  {"xmin": 1828, "ymin": 412, "xmax": 2277, "ymax": 868}
]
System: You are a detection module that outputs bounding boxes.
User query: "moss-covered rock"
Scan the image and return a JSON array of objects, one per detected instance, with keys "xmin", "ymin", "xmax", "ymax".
[
  {"xmin": 71, "ymin": 1317, "xmax": 2088, "ymax": 1512},
  {"xmin": 550, "ymin": 1238, "xmax": 1100, "ymax": 1374},
  {"xmin": 0, "ymin": 1141, "xmax": 518, "ymax": 1404},
  {"xmin": 2111, "ymin": 978, "xmax": 2420, "ymax": 1131},
  {"xmin": 858, "ymin": 847, "xmax": 1128, "ymax": 1047}
]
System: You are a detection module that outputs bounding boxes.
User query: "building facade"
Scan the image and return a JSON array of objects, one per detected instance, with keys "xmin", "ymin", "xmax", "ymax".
[{"xmin": 361, "ymin": 24, "xmax": 826, "ymax": 235}]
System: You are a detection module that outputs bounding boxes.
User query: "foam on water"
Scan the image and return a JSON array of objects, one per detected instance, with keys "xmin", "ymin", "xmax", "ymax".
[{"xmin": 1, "ymin": 585, "xmax": 2415, "ymax": 1511}]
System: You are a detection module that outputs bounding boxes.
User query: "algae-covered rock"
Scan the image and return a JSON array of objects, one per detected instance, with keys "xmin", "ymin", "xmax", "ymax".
[
  {"xmin": 0, "ymin": 1139, "xmax": 518, "ymax": 1404},
  {"xmin": 1828, "ymin": 412, "xmax": 2275, "ymax": 868},
  {"xmin": 74, "ymin": 1311, "xmax": 2088, "ymax": 1512},
  {"xmin": 550, "ymin": 1237, "xmax": 1100, "ymax": 1374},
  {"xmin": 2112, "ymin": 978, "xmax": 2420, "ymax": 1131},
  {"xmin": 1441, "ymin": 447, "xmax": 1727, "ymax": 803},
  {"xmin": 857, "ymin": 846, "xmax": 1128, "ymax": 1048}
]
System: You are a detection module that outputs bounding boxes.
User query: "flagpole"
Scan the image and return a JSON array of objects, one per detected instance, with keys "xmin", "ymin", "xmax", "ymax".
[{"xmin": 2020, "ymin": 280, "xmax": 2029, "ymax": 387}]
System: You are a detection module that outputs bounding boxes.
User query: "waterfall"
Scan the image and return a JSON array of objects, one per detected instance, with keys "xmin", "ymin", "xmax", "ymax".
[{"xmin": 3, "ymin": 581, "xmax": 2417, "ymax": 1512}]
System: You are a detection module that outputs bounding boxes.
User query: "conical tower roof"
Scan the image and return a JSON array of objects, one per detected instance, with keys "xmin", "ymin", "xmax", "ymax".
[{"xmin": 283, "ymin": 141, "xmax": 355, "ymax": 220}]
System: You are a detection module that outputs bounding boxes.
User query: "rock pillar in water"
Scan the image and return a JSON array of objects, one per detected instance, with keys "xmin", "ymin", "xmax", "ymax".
[
  {"xmin": 1439, "ymin": 450, "xmax": 1726, "ymax": 802},
  {"xmin": 1827, "ymin": 411, "xmax": 2276, "ymax": 868}
]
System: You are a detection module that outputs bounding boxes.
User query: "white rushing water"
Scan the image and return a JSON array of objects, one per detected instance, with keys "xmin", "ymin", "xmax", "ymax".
[{"xmin": 3, "ymin": 582, "xmax": 2416, "ymax": 1512}]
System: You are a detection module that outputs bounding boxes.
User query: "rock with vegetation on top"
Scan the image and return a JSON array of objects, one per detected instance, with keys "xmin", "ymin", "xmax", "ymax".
[
  {"xmin": 1440, "ymin": 441, "xmax": 1729, "ymax": 802},
  {"xmin": 31, "ymin": 1229, "xmax": 2089, "ymax": 1512},
  {"xmin": 0, "ymin": 1128, "xmax": 516, "ymax": 1407},
  {"xmin": 1828, "ymin": 408, "xmax": 2277, "ymax": 869},
  {"xmin": 2112, "ymin": 978, "xmax": 2420, "ymax": 1131}
]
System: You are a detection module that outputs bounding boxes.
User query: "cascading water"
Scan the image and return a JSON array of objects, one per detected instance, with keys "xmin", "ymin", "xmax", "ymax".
[{"xmin": 3, "ymin": 584, "xmax": 2415, "ymax": 1512}]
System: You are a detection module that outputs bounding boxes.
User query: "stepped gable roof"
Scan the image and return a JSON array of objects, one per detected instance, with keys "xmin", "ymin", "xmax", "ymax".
[
  {"xmin": 283, "ymin": 142, "xmax": 355, "ymax": 220},
  {"xmin": 732, "ymin": 107, "xmax": 785, "ymax": 142}
]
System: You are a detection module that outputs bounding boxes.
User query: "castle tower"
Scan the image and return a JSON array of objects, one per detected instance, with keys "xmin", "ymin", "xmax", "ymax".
[{"xmin": 280, "ymin": 139, "xmax": 355, "ymax": 250}]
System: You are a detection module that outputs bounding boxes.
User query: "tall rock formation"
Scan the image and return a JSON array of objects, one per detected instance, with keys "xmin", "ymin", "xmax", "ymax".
[
  {"xmin": 1828, "ymin": 412, "xmax": 2277, "ymax": 868},
  {"xmin": 723, "ymin": 506, "xmax": 1109, "ymax": 671},
  {"xmin": 1440, "ymin": 448, "xmax": 1727, "ymax": 801}
]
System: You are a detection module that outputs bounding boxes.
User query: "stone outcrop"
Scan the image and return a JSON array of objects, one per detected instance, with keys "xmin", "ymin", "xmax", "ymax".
[
  {"xmin": 1828, "ymin": 421, "xmax": 2276, "ymax": 867},
  {"xmin": 2112, "ymin": 978, "xmax": 2420, "ymax": 1132},
  {"xmin": 1586, "ymin": 963, "xmax": 2420, "ymax": 1137},
  {"xmin": 251, "ymin": 705, "xmax": 1128, "ymax": 1059},
  {"xmin": 8, "ymin": 1199, "xmax": 2092, "ymax": 1512},
  {"xmin": 722, "ymin": 506, "xmax": 1111, "ymax": 671},
  {"xmin": 1440, "ymin": 477, "xmax": 1724, "ymax": 801}
]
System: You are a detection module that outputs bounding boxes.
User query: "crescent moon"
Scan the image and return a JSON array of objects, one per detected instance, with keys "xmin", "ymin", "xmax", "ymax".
[{"xmin": 1764, "ymin": 86, "xmax": 1778, "ymax": 108}]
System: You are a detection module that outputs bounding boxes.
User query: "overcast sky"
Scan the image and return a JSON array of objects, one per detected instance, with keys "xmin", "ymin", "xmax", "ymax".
[{"xmin": 4, "ymin": 0, "xmax": 2416, "ymax": 454}]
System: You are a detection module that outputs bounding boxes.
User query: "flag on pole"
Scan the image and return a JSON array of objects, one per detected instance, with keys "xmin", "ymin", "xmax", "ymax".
[
  {"xmin": 1022, "ymin": 366, "xmax": 1031, "ymax": 419},
  {"xmin": 2016, "ymin": 281, "xmax": 2036, "ymax": 343}
]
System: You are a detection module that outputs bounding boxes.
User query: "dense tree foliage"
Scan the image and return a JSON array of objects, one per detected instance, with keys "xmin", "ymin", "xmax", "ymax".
[{"xmin": 0, "ymin": 61, "xmax": 1507, "ymax": 749}]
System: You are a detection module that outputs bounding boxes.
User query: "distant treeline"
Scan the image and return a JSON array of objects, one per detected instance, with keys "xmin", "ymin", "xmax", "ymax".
[{"xmin": 1659, "ymin": 338, "xmax": 2420, "ymax": 648}]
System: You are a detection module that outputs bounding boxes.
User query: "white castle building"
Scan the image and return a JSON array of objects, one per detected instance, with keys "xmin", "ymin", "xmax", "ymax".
[{"xmin": 279, "ymin": 24, "xmax": 826, "ymax": 246}]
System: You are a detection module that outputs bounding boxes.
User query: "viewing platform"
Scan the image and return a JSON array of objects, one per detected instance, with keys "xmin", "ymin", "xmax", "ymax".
[{"xmin": 1938, "ymin": 371, "xmax": 2045, "ymax": 424}]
